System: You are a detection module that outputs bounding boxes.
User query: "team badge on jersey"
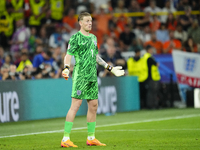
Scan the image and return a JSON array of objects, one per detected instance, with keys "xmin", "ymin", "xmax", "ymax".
[
  {"xmin": 93, "ymin": 40, "xmax": 97, "ymax": 47},
  {"xmin": 77, "ymin": 90, "xmax": 81, "ymax": 96}
]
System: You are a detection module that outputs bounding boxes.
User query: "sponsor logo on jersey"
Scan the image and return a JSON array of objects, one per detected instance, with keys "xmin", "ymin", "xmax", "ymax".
[{"xmin": 77, "ymin": 90, "xmax": 81, "ymax": 96}]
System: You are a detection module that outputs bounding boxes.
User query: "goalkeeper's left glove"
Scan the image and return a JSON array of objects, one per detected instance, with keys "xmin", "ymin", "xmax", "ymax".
[
  {"xmin": 111, "ymin": 66, "xmax": 125, "ymax": 77},
  {"xmin": 62, "ymin": 65, "xmax": 70, "ymax": 80},
  {"xmin": 106, "ymin": 65, "xmax": 125, "ymax": 77}
]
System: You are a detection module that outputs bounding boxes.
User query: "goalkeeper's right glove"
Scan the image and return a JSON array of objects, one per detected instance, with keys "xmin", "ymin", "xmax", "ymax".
[{"xmin": 62, "ymin": 65, "xmax": 70, "ymax": 80}]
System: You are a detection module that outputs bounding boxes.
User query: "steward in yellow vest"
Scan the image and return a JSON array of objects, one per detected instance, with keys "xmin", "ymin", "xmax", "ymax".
[
  {"xmin": 127, "ymin": 49, "xmax": 148, "ymax": 82},
  {"xmin": 17, "ymin": 52, "xmax": 32, "ymax": 72},
  {"xmin": 0, "ymin": 11, "xmax": 14, "ymax": 37},
  {"xmin": 127, "ymin": 47, "xmax": 160, "ymax": 82},
  {"xmin": 143, "ymin": 45, "xmax": 161, "ymax": 109},
  {"xmin": 127, "ymin": 46, "xmax": 161, "ymax": 109},
  {"xmin": 29, "ymin": 0, "xmax": 46, "ymax": 26},
  {"xmin": 11, "ymin": 0, "xmax": 24, "ymax": 21},
  {"xmin": 143, "ymin": 46, "xmax": 160, "ymax": 81},
  {"xmin": 0, "ymin": 3, "xmax": 15, "ymax": 38},
  {"xmin": 0, "ymin": 0, "xmax": 6, "ymax": 16},
  {"xmin": 50, "ymin": 0, "xmax": 64, "ymax": 22},
  {"xmin": 127, "ymin": 48, "xmax": 149, "ymax": 109}
]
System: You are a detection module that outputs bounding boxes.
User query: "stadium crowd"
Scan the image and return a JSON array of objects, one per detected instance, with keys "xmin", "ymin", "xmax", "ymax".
[{"xmin": 0, "ymin": 0, "xmax": 200, "ymax": 81}]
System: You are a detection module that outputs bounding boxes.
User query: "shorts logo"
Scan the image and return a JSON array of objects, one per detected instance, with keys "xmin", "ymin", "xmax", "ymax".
[{"xmin": 77, "ymin": 90, "xmax": 81, "ymax": 96}]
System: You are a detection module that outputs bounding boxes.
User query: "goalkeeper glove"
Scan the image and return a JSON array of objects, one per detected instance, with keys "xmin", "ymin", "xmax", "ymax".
[
  {"xmin": 106, "ymin": 65, "xmax": 125, "ymax": 77},
  {"xmin": 62, "ymin": 65, "xmax": 70, "ymax": 80},
  {"xmin": 111, "ymin": 66, "xmax": 125, "ymax": 77}
]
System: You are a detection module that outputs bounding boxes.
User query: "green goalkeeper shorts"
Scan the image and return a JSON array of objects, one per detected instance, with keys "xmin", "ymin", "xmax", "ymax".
[{"xmin": 71, "ymin": 80, "xmax": 98, "ymax": 100}]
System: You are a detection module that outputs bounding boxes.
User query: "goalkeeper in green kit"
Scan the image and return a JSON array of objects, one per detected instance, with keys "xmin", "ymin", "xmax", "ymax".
[{"xmin": 61, "ymin": 12, "xmax": 125, "ymax": 148}]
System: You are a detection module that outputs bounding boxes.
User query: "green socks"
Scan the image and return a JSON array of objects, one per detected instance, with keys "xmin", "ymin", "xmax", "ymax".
[
  {"xmin": 87, "ymin": 122, "xmax": 96, "ymax": 137},
  {"xmin": 64, "ymin": 121, "xmax": 96, "ymax": 140},
  {"xmin": 64, "ymin": 121, "xmax": 73, "ymax": 137}
]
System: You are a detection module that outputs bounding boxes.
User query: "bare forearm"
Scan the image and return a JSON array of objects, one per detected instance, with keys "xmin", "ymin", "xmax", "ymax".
[
  {"xmin": 96, "ymin": 54, "xmax": 108, "ymax": 68},
  {"xmin": 96, "ymin": 54, "xmax": 125, "ymax": 76},
  {"xmin": 64, "ymin": 54, "xmax": 72, "ymax": 66}
]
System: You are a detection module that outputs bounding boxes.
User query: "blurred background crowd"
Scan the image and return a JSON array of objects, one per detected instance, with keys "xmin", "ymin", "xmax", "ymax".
[{"xmin": 0, "ymin": 0, "xmax": 200, "ymax": 81}]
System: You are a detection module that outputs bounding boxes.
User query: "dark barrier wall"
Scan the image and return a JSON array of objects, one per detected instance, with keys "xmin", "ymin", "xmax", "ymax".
[{"xmin": 0, "ymin": 76, "xmax": 139, "ymax": 123}]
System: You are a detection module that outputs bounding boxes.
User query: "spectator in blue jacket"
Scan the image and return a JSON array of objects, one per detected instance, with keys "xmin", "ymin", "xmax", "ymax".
[{"xmin": 32, "ymin": 50, "xmax": 53, "ymax": 69}]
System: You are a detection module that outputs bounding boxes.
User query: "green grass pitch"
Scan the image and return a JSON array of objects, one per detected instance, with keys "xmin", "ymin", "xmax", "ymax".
[{"xmin": 0, "ymin": 108, "xmax": 200, "ymax": 150}]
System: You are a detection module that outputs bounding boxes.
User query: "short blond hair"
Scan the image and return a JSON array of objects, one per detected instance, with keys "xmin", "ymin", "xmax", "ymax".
[{"xmin": 78, "ymin": 12, "xmax": 91, "ymax": 22}]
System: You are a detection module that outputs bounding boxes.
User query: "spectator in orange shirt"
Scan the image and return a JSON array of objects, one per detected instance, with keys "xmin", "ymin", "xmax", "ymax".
[
  {"xmin": 163, "ymin": 30, "xmax": 182, "ymax": 54},
  {"xmin": 150, "ymin": 15, "xmax": 161, "ymax": 32},
  {"xmin": 144, "ymin": 32, "xmax": 163, "ymax": 54},
  {"xmin": 62, "ymin": 8, "xmax": 77, "ymax": 32},
  {"xmin": 116, "ymin": 14, "xmax": 129, "ymax": 33},
  {"xmin": 166, "ymin": 13, "xmax": 177, "ymax": 31},
  {"xmin": 90, "ymin": 19, "xmax": 104, "ymax": 48},
  {"xmin": 93, "ymin": 6, "xmax": 111, "ymax": 34}
]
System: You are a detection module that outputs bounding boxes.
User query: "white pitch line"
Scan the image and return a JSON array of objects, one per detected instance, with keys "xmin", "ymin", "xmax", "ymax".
[
  {"xmin": 0, "ymin": 114, "xmax": 200, "ymax": 139},
  {"xmin": 72, "ymin": 129, "xmax": 200, "ymax": 132}
]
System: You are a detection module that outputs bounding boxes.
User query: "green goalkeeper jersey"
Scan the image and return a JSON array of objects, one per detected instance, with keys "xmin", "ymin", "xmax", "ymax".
[{"xmin": 67, "ymin": 31, "xmax": 98, "ymax": 82}]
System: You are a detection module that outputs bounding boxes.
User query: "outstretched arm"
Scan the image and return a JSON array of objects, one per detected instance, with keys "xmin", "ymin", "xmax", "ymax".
[
  {"xmin": 96, "ymin": 54, "xmax": 125, "ymax": 77},
  {"xmin": 96, "ymin": 54, "xmax": 108, "ymax": 68}
]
